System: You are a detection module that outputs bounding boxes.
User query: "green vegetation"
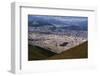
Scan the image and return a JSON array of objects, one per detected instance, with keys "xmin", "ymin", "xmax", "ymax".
[
  {"xmin": 48, "ymin": 41, "xmax": 88, "ymax": 59},
  {"xmin": 28, "ymin": 41, "xmax": 88, "ymax": 61},
  {"xmin": 28, "ymin": 45, "xmax": 56, "ymax": 60}
]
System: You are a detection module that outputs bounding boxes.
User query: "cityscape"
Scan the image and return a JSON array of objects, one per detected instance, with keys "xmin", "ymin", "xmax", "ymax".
[{"xmin": 28, "ymin": 15, "xmax": 88, "ymax": 60}]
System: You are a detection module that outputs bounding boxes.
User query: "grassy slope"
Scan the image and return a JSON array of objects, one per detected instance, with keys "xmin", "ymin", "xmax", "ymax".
[
  {"xmin": 28, "ymin": 45, "xmax": 56, "ymax": 60},
  {"xmin": 48, "ymin": 41, "xmax": 88, "ymax": 60},
  {"xmin": 28, "ymin": 41, "xmax": 88, "ymax": 61}
]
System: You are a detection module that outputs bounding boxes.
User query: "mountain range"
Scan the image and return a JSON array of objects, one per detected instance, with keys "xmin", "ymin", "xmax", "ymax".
[{"xmin": 28, "ymin": 15, "xmax": 88, "ymax": 32}]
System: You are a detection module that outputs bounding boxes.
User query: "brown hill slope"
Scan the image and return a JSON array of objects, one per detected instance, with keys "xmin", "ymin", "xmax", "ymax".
[
  {"xmin": 28, "ymin": 45, "xmax": 56, "ymax": 60},
  {"xmin": 48, "ymin": 41, "xmax": 88, "ymax": 60}
]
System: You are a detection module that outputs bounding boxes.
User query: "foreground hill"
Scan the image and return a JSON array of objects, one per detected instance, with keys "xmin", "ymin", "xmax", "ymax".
[
  {"xmin": 48, "ymin": 41, "xmax": 88, "ymax": 59},
  {"xmin": 28, "ymin": 45, "xmax": 56, "ymax": 60},
  {"xmin": 28, "ymin": 41, "xmax": 88, "ymax": 61}
]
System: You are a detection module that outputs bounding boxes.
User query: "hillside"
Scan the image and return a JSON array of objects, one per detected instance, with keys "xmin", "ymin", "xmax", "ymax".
[
  {"xmin": 47, "ymin": 41, "xmax": 88, "ymax": 59},
  {"xmin": 28, "ymin": 41, "xmax": 88, "ymax": 61},
  {"xmin": 28, "ymin": 45, "xmax": 56, "ymax": 60}
]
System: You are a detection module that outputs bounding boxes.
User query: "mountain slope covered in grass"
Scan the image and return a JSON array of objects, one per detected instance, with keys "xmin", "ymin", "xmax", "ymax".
[
  {"xmin": 28, "ymin": 41, "xmax": 88, "ymax": 61},
  {"xmin": 48, "ymin": 41, "xmax": 88, "ymax": 60},
  {"xmin": 28, "ymin": 45, "xmax": 56, "ymax": 60}
]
